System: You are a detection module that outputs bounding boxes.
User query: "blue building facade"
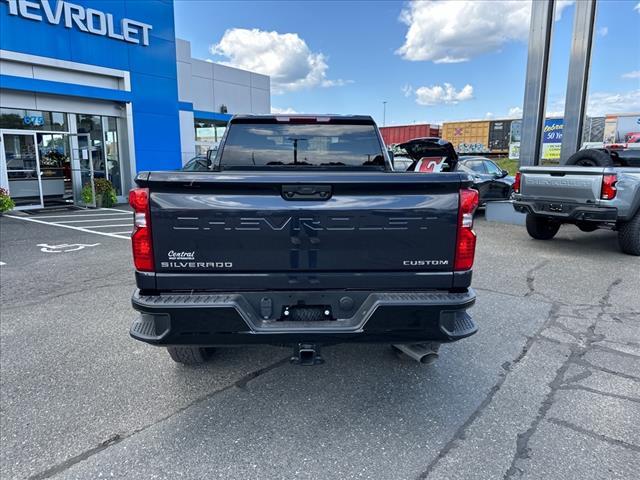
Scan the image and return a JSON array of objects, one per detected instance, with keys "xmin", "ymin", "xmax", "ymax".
[{"xmin": 0, "ymin": 0, "xmax": 270, "ymax": 209}]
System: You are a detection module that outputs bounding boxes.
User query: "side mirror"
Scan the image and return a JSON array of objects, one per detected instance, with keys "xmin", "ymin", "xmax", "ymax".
[
  {"xmin": 387, "ymin": 149, "xmax": 395, "ymax": 167},
  {"xmin": 500, "ymin": 169, "xmax": 509, "ymax": 178}
]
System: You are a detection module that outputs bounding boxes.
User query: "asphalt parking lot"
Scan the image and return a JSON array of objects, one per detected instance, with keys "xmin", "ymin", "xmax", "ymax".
[{"xmin": 1, "ymin": 208, "xmax": 639, "ymax": 480}]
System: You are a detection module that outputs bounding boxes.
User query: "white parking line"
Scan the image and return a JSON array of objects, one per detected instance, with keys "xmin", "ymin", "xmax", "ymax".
[
  {"xmin": 111, "ymin": 231, "xmax": 132, "ymax": 235},
  {"xmin": 34, "ymin": 212, "xmax": 131, "ymax": 219},
  {"xmin": 81, "ymin": 224, "xmax": 132, "ymax": 229},
  {"xmin": 53, "ymin": 217, "xmax": 131, "ymax": 224},
  {"xmin": 101, "ymin": 208, "xmax": 133, "ymax": 214},
  {"xmin": 5, "ymin": 215, "xmax": 131, "ymax": 240}
]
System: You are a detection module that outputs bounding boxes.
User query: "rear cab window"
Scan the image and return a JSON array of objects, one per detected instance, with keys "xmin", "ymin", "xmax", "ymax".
[{"xmin": 217, "ymin": 118, "xmax": 385, "ymax": 170}]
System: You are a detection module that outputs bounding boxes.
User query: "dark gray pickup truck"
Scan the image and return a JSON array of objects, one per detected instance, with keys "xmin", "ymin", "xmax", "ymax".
[{"xmin": 129, "ymin": 115, "xmax": 479, "ymax": 366}]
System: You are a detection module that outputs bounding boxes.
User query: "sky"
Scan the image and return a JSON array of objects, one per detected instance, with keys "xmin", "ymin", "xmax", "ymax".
[{"xmin": 174, "ymin": 0, "xmax": 640, "ymax": 126}]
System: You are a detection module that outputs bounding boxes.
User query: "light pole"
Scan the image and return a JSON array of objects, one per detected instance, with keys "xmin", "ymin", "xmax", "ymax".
[{"xmin": 382, "ymin": 101, "xmax": 387, "ymax": 127}]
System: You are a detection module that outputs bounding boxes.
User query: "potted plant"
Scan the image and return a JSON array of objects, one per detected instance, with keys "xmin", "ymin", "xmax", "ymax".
[
  {"xmin": 0, "ymin": 187, "xmax": 15, "ymax": 215},
  {"xmin": 80, "ymin": 179, "xmax": 117, "ymax": 208}
]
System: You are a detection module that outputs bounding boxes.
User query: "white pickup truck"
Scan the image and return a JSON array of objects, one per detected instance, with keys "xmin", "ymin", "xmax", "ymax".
[{"xmin": 512, "ymin": 164, "xmax": 640, "ymax": 255}]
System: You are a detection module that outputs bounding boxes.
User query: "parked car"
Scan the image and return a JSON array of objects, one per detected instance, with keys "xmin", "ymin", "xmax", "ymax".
[
  {"xmin": 393, "ymin": 139, "xmax": 513, "ymax": 204},
  {"xmin": 513, "ymin": 149, "xmax": 640, "ymax": 255},
  {"xmin": 180, "ymin": 144, "xmax": 219, "ymax": 171},
  {"xmin": 456, "ymin": 156, "xmax": 515, "ymax": 204},
  {"xmin": 180, "ymin": 155, "xmax": 209, "ymax": 171},
  {"xmin": 396, "ymin": 137, "xmax": 459, "ymax": 173},
  {"xmin": 129, "ymin": 115, "xmax": 479, "ymax": 367}
]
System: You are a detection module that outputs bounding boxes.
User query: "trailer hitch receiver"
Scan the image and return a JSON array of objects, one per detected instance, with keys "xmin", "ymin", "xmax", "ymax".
[{"xmin": 290, "ymin": 343, "xmax": 324, "ymax": 366}]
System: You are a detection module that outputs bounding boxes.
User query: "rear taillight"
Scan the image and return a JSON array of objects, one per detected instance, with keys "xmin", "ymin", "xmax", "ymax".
[
  {"xmin": 601, "ymin": 174, "xmax": 617, "ymax": 200},
  {"xmin": 513, "ymin": 172, "xmax": 521, "ymax": 194},
  {"xmin": 455, "ymin": 188, "xmax": 479, "ymax": 271},
  {"xmin": 129, "ymin": 188, "xmax": 154, "ymax": 272}
]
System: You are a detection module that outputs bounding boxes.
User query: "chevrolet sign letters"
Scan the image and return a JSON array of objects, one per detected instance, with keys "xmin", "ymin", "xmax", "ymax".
[{"xmin": 4, "ymin": 0, "xmax": 153, "ymax": 46}]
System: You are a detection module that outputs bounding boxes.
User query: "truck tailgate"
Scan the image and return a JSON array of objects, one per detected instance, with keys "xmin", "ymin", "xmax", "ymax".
[
  {"xmin": 519, "ymin": 166, "xmax": 606, "ymax": 203},
  {"xmin": 138, "ymin": 171, "xmax": 469, "ymax": 291}
]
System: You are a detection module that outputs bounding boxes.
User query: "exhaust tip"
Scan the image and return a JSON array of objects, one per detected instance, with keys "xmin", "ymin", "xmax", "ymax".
[
  {"xmin": 392, "ymin": 343, "xmax": 441, "ymax": 365},
  {"xmin": 420, "ymin": 352, "xmax": 439, "ymax": 365}
]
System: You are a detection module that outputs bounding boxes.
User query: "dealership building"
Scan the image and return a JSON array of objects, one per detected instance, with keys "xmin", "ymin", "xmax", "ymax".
[{"xmin": 0, "ymin": 0, "xmax": 271, "ymax": 210}]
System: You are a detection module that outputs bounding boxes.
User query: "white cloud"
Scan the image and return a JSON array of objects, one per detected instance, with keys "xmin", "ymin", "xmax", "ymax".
[
  {"xmin": 586, "ymin": 90, "xmax": 640, "ymax": 116},
  {"xmin": 635, "ymin": 2, "xmax": 640, "ymax": 13},
  {"xmin": 507, "ymin": 106, "xmax": 523, "ymax": 118},
  {"xmin": 401, "ymin": 84, "xmax": 413, "ymax": 97},
  {"xmin": 414, "ymin": 83, "xmax": 474, "ymax": 105},
  {"xmin": 622, "ymin": 70, "xmax": 640, "ymax": 79},
  {"xmin": 271, "ymin": 106, "xmax": 298, "ymax": 114},
  {"xmin": 396, "ymin": 0, "xmax": 573, "ymax": 63},
  {"xmin": 597, "ymin": 26, "xmax": 608, "ymax": 37},
  {"xmin": 211, "ymin": 28, "xmax": 349, "ymax": 94},
  {"xmin": 543, "ymin": 89, "xmax": 640, "ymax": 117},
  {"xmin": 485, "ymin": 112, "xmax": 494, "ymax": 118}
]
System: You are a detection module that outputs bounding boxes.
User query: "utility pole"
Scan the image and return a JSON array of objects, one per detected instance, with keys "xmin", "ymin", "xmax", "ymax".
[{"xmin": 383, "ymin": 101, "xmax": 387, "ymax": 127}]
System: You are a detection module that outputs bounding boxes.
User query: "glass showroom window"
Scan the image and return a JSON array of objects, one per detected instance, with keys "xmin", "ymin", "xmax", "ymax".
[
  {"xmin": 103, "ymin": 117, "xmax": 122, "ymax": 195},
  {"xmin": 0, "ymin": 108, "xmax": 68, "ymax": 131},
  {"xmin": 76, "ymin": 114, "xmax": 123, "ymax": 196},
  {"xmin": 194, "ymin": 119, "xmax": 227, "ymax": 156}
]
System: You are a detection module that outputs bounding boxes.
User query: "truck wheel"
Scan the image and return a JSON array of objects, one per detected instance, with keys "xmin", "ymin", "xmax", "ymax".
[
  {"xmin": 526, "ymin": 214, "xmax": 560, "ymax": 240},
  {"xmin": 618, "ymin": 211, "xmax": 640, "ymax": 256},
  {"xmin": 577, "ymin": 222, "xmax": 598, "ymax": 232},
  {"xmin": 166, "ymin": 346, "xmax": 215, "ymax": 365},
  {"xmin": 565, "ymin": 149, "xmax": 613, "ymax": 167}
]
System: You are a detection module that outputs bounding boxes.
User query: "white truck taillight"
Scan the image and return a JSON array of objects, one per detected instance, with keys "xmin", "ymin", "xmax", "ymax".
[
  {"xmin": 129, "ymin": 188, "xmax": 154, "ymax": 272},
  {"xmin": 454, "ymin": 188, "xmax": 479, "ymax": 271},
  {"xmin": 601, "ymin": 174, "xmax": 617, "ymax": 200}
]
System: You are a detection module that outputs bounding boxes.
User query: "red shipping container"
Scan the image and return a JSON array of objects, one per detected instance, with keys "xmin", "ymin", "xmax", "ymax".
[{"xmin": 379, "ymin": 124, "xmax": 441, "ymax": 145}]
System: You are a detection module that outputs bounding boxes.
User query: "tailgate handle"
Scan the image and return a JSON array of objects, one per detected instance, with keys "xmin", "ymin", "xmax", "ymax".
[{"xmin": 282, "ymin": 184, "xmax": 332, "ymax": 201}]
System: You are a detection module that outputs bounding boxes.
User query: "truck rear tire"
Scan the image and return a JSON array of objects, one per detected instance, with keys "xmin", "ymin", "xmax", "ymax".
[
  {"xmin": 565, "ymin": 149, "xmax": 613, "ymax": 167},
  {"xmin": 618, "ymin": 211, "xmax": 640, "ymax": 256},
  {"xmin": 526, "ymin": 214, "xmax": 560, "ymax": 240},
  {"xmin": 166, "ymin": 346, "xmax": 215, "ymax": 365}
]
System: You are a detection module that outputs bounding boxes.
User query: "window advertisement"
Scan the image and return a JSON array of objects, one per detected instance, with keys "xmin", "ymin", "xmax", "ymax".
[
  {"xmin": 508, "ymin": 120, "xmax": 522, "ymax": 160},
  {"xmin": 541, "ymin": 118, "xmax": 564, "ymax": 161}
]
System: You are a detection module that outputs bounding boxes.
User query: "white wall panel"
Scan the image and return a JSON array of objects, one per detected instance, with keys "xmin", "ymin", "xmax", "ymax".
[
  {"xmin": 175, "ymin": 38, "xmax": 191, "ymax": 63},
  {"xmin": 32, "ymin": 65, "xmax": 121, "ymax": 89},
  {"xmin": 250, "ymin": 88, "xmax": 270, "ymax": 114},
  {"xmin": 176, "ymin": 61, "xmax": 192, "ymax": 102},
  {"xmin": 179, "ymin": 110, "xmax": 196, "ymax": 164},
  {"xmin": 0, "ymin": 59, "xmax": 33, "ymax": 78},
  {"xmin": 0, "ymin": 89, "xmax": 37, "ymax": 109},
  {"xmin": 213, "ymin": 81, "xmax": 251, "ymax": 113},
  {"xmin": 213, "ymin": 64, "xmax": 251, "ymax": 86},
  {"xmin": 250, "ymin": 73, "xmax": 270, "ymax": 91},
  {"xmin": 191, "ymin": 59, "xmax": 213, "ymax": 79},
  {"xmin": 191, "ymin": 76, "xmax": 214, "ymax": 111}
]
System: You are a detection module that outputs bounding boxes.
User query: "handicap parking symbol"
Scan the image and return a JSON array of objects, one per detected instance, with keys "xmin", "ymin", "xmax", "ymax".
[{"xmin": 37, "ymin": 243, "xmax": 101, "ymax": 253}]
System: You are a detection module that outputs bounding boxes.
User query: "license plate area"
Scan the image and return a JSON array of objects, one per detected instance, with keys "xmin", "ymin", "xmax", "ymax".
[{"xmin": 280, "ymin": 305, "xmax": 335, "ymax": 321}]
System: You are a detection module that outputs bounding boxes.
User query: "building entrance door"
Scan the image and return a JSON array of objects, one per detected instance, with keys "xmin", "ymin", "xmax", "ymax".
[
  {"xmin": 68, "ymin": 133, "xmax": 97, "ymax": 208},
  {"xmin": 0, "ymin": 131, "xmax": 44, "ymax": 210}
]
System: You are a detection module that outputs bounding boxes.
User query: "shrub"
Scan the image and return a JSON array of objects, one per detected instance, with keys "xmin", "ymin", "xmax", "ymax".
[
  {"xmin": 0, "ymin": 187, "xmax": 15, "ymax": 213},
  {"xmin": 81, "ymin": 179, "xmax": 117, "ymax": 207}
]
